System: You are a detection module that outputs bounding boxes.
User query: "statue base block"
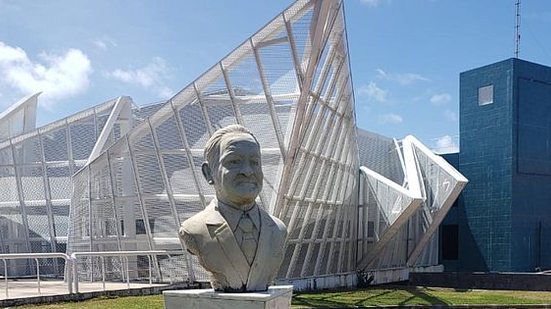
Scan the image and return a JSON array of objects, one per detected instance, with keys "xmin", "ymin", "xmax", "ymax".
[{"xmin": 163, "ymin": 285, "xmax": 293, "ymax": 309}]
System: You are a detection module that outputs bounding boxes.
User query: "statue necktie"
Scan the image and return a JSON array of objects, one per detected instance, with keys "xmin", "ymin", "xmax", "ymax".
[{"xmin": 239, "ymin": 213, "xmax": 258, "ymax": 265}]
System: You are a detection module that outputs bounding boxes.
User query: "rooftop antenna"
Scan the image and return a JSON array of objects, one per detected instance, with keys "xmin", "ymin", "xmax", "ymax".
[{"xmin": 515, "ymin": 0, "xmax": 521, "ymax": 58}]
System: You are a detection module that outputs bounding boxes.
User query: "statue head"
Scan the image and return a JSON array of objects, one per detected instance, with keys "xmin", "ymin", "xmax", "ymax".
[{"xmin": 202, "ymin": 125, "xmax": 263, "ymax": 210}]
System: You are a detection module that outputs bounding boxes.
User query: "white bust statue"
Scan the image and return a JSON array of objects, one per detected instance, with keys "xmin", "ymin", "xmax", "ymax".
[{"xmin": 179, "ymin": 124, "xmax": 287, "ymax": 292}]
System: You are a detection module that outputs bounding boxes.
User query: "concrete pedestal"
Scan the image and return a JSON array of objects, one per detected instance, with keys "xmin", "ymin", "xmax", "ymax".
[{"xmin": 163, "ymin": 285, "xmax": 293, "ymax": 309}]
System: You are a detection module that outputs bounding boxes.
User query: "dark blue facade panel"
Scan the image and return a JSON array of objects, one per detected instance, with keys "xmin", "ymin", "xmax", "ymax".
[
  {"xmin": 512, "ymin": 174, "xmax": 551, "ymax": 271},
  {"xmin": 458, "ymin": 59, "xmax": 514, "ymax": 271},
  {"xmin": 511, "ymin": 59, "xmax": 551, "ymax": 271},
  {"xmin": 441, "ymin": 58, "xmax": 551, "ymax": 272},
  {"xmin": 517, "ymin": 78, "xmax": 551, "ymax": 175}
]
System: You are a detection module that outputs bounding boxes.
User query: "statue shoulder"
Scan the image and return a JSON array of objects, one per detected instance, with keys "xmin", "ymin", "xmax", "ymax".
[
  {"xmin": 263, "ymin": 210, "xmax": 287, "ymax": 236},
  {"xmin": 180, "ymin": 207, "xmax": 211, "ymax": 235},
  {"xmin": 179, "ymin": 207, "xmax": 215, "ymax": 255},
  {"xmin": 270, "ymin": 215, "xmax": 287, "ymax": 232}
]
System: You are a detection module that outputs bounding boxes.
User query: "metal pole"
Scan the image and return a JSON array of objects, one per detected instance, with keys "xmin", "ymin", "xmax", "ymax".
[
  {"xmin": 35, "ymin": 258, "xmax": 41, "ymax": 294},
  {"xmin": 101, "ymin": 256, "xmax": 105, "ymax": 291},
  {"xmin": 3, "ymin": 259, "xmax": 7, "ymax": 298},
  {"xmin": 148, "ymin": 255, "xmax": 152, "ymax": 286},
  {"xmin": 73, "ymin": 256, "xmax": 79, "ymax": 293},
  {"xmin": 66, "ymin": 257, "xmax": 73, "ymax": 294},
  {"xmin": 125, "ymin": 256, "xmax": 130, "ymax": 289}
]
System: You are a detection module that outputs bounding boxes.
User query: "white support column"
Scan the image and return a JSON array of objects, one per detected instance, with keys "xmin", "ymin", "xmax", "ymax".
[
  {"xmin": 283, "ymin": 11, "xmax": 304, "ymax": 90},
  {"xmin": 250, "ymin": 38, "xmax": 287, "ymax": 157},
  {"xmin": 87, "ymin": 166, "xmax": 93, "ymax": 252},
  {"xmin": 36, "ymin": 130, "xmax": 59, "ymax": 256},
  {"xmin": 148, "ymin": 118, "xmax": 181, "ymax": 229},
  {"xmin": 193, "ymin": 83, "xmax": 214, "ymax": 137},
  {"xmin": 8, "ymin": 139, "xmax": 32, "ymax": 253},
  {"xmin": 86, "ymin": 97, "xmax": 130, "ymax": 166},
  {"xmin": 106, "ymin": 151, "xmax": 124, "ymax": 251},
  {"xmin": 219, "ymin": 62, "xmax": 244, "ymax": 125},
  {"xmin": 64, "ymin": 120, "xmax": 75, "ymax": 176},
  {"xmin": 170, "ymin": 100, "xmax": 207, "ymax": 209},
  {"xmin": 125, "ymin": 136, "xmax": 155, "ymax": 252}
]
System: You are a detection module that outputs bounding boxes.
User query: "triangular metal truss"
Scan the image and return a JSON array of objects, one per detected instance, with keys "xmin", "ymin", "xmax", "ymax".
[{"xmin": 357, "ymin": 135, "xmax": 467, "ymax": 272}]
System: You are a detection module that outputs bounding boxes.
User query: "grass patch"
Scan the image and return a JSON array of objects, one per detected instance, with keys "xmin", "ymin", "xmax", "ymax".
[
  {"xmin": 19, "ymin": 295, "xmax": 164, "ymax": 309},
  {"xmin": 293, "ymin": 285, "xmax": 551, "ymax": 307},
  {"xmin": 16, "ymin": 286, "xmax": 551, "ymax": 308}
]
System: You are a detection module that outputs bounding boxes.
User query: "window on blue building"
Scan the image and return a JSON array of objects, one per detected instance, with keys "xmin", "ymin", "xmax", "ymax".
[{"xmin": 478, "ymin": 85, "xmax": 494, "ymax": 106}]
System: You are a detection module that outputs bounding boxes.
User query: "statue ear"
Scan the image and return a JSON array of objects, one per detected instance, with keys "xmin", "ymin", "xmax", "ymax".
[{"xmin": 202, "ymin": 162, "xmax": 214, "ymax": 185}]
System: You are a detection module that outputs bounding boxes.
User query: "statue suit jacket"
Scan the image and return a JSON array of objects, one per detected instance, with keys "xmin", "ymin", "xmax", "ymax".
[{"xmin": 179, "ymin": 199, "xmax": 287, "ymax": 292}]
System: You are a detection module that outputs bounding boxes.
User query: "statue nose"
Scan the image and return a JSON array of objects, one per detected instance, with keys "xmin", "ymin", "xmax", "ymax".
[{"xmin": 240, "ymin": 162, "xmax": 254, "ymax": 175}]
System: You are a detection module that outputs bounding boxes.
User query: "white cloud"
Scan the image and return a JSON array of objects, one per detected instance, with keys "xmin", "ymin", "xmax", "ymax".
[
  {"xmin": 430, "ymin": 93, "xmax": 451, "ymax": 106},
  {"xmin": 376, "ymin": 68, "xmax": 430, "ymax": 85},
  {"xmin": 434, "ymin": 135, "xmax": 459, "ymax": 154},
  {"xmin": 357, "ymin": 82, "xmax": 388, "ymax": 103},
  {"xmin": 107, "ymin": 57, "xmax": 174, "ymax": 99},
  {"xmin": 360, "ymin": 0, "xmax": 388, "ymax": 7},
  {"xmin": 92, "ymin": 36, "xmax": 117, "ymax": 51},
  {"xmin": 379, "ymin": 113, "xmax": 403, "ymax": 124},
  {"xmin": 444, "ymin": 109, "xmax": 457, "ymax": 122},
  {"xmin": 0, "ymin": 41, "xmax": 92, "ymax": 108}
]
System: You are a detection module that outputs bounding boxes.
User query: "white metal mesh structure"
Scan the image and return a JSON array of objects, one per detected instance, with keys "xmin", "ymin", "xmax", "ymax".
[
  {"xmin": 357, "ymin": 131, "xmax": 467, "ymax": 275},
  {"xmin": 0, "ymin": 0, "xmax": 466, "ymax": 288},
  {"xmin": 0, "ymin": 96, "xmax": 132, "ymax": 276},
  {"xmin": 0, "ymin": 93, "xmax": 39, "ymax": 141},
  {"xmin": 68, "ymin": 0, "xmax": 359, "ymax": 284}
]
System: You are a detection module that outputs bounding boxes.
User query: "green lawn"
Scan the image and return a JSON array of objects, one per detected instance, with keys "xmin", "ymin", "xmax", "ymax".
[
  {"xmin": 293, "ymin": 286, "xmax": 551, "ymax": 307},
  {"xmin": 17, "ymin": 286, "xmax": 551, "ymax": 308},
  {"xmin": 18, "ymin": 295, "xmax": 164, "ymax": 309}
]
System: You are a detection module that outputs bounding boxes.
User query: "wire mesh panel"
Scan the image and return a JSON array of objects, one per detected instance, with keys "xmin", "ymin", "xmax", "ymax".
[
  {"xmin": 0, "ymin": 98, "xmax": 122, "ymax": 276},
  {"xmin": 70, "ymin": 119, "xmax": 99, "ymax": 162},
  {"xmin": 357, "ymin": 130, "xmax": 404, "ymax": 185},
  {"xmin": 67, "ymin": 167, "xmax": 91, "ymax": 253}
]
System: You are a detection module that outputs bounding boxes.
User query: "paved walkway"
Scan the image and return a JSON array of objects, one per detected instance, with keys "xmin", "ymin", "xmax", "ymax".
[
  {"xmin": 0, "ymin": 279, "xmax": 207, "ymax": 307},
  {"xmin": 0, "ymin": 279, "xmax": 166, "ymax": 300}
]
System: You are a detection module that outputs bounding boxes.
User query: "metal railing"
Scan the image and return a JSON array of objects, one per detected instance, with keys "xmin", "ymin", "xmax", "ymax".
[
  {"xmin": 70, "ymin": 250, "xmax": 172, "ymax": 293},
  {"xmin": 0, "ymin": 252, "xmax": 72, "ymax": 298},
  {"xmin": 0, "ymin": 250, "xmax": 181, "ymax": 298}
]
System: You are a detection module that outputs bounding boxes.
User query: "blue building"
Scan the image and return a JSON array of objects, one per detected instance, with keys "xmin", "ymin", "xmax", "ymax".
[{"xmin": 441, "ymin": 58, "xmax": 551, "ymax": 272}]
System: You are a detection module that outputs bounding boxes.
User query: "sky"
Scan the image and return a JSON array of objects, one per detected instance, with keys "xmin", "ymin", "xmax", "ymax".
[{"xmin": 1, "ymin": 0, "xmax": 551, "ymax": 153}]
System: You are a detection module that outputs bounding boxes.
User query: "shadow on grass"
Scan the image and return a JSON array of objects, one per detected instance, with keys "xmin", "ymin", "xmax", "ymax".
[
  {"xmin": 293, "ymin": 290, "xmax": 360, "ymax": 308},
  {"xmin": 353, "ymin": 289, "xmax": 394, "ymax": 305},
  {"xmin": 453, "ymin": 288, "xmax": 471, "ymax": 292},
  {"xmin": 292, "ymin": 286, "xmax": 451, "ymax": 308},
  {"xmin": 398, "ymin": 286, "xmax": 450, "ymax": 306}
]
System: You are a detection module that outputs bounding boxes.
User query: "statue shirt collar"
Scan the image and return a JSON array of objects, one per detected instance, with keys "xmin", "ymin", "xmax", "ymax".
[{"xmin": 216, "ymin": 200, "xmax": 260, "ymax": 232}]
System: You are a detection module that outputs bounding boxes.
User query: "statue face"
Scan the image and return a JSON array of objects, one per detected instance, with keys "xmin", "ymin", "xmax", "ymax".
[{"xmin": 210, "ymin": 132, "xmax": 263, "ymax": 208}]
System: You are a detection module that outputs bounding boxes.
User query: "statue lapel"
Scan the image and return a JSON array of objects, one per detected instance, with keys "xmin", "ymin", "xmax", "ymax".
[
  {"xmin": 206, "ymin": 208, "xmax": 250, "ymax": 285},
  {"xmin": 246, "ymin": 209, "xmax": 275, "ymax": 289}
]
